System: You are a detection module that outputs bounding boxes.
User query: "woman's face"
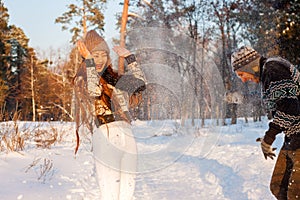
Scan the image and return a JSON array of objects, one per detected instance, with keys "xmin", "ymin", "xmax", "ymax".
[{"xmin": 91, "ymin": 50, "xmax": 108, "ymax": 72}]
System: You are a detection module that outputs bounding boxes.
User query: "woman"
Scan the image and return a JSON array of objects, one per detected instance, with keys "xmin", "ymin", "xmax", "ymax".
[{"xmin": 75, "ymin": 30, "xmax": 146, "ymax": 200}]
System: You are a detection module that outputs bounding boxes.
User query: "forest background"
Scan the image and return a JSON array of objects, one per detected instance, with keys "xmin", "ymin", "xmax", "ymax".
[{"xmin": 0, "ymin": 0, "xmax": 299, "ymax": 126}]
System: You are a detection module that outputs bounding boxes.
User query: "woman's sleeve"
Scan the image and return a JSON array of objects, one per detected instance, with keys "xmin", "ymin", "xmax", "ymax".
[{"xmin": 114, "ymin": 54, "xmax": 146, "ymax": 94}]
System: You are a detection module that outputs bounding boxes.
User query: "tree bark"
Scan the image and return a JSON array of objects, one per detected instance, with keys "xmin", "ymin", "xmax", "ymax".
[
  {"xmin": 118, "ymin": 0, "xmax": 129, "ymax": 75},
  {"xmin": 30, "ymin": 56, "xmax": 36, "ymax": 121}
]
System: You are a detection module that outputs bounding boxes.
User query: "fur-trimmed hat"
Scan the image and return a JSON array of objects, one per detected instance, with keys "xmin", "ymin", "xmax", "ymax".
[
  {"xmin": 231, "ymin": 46, "xmax": 261, "ymax": 75},
  {"xmin": 83, "ymin": 30, "xmax": 110, "ymax": 54}
]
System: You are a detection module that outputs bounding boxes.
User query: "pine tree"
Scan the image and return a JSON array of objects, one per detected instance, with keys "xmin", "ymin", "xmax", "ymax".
[
  {"xmin": 0, "ymin": 1, "xmax": 39, "ymax": 120},
  {"xmin": 274, "ymin": 0, "xmax": 300, "ymax": 64},
  {"xmin": 55, "ymin": 0, "xmax": 107, "ymax": 44},
  {"xmin": 0, "ymin": 0, "xmax": 9, "ymax": 118}
]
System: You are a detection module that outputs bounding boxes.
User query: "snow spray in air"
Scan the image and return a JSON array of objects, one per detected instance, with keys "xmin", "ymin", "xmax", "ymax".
[{"xmin": 92, "ymin": 27, "xmax": 225, "ymax": 173}]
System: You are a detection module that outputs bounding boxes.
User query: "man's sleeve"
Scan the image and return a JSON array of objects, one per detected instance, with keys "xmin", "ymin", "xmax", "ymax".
[{"xmin": 263, "ymin": 62, "xmax": 300, "ymax": 143}]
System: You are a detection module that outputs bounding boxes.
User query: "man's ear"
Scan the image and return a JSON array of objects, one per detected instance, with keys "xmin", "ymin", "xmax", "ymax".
[{"xmin": 252, "ymin": 65, "xmax": 259, "ymax": 72}]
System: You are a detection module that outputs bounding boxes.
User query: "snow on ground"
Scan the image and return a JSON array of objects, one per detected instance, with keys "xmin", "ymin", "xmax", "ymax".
[{"xmin": 0, "ymin": 118, "xmax": 280, "ymax": 200}]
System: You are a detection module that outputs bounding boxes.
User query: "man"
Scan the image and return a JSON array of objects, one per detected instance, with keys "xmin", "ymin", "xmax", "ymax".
[{"xmin": 231, "ymin": 46, "xmax": 300, "ymax": 200}]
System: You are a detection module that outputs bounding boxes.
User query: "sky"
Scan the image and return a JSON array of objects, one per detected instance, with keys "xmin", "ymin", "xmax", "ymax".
[{"xmin": 3, "ymin": 0, "xmax": 123, "ymax": 51}]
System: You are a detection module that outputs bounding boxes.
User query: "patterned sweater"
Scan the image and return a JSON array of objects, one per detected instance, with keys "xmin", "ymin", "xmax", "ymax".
[
  {"xmin": 260, "ymin": 56, "xmax": 300, "ymax": 150},
  {"xmin": 76, "ymin": 54, "xmax": 146, "ymax": 126}
]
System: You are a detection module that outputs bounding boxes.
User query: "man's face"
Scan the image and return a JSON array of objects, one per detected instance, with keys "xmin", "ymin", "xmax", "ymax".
[
  {"xmin": 236, "ymin": 71, "xmax": 259, "ymax": 83},
  {"xmin": 91, "ymin": 50, "xmax": 108, "ymax": 72}
]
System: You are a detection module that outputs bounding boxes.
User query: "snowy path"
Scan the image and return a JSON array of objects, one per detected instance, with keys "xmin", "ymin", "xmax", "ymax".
[
  {"xmin": 133, "ymin": 122, "xmax": 277, "ymax": 200},
  {"xmin": 133, "ymin": 143, "xmax": 274, "ymax": 200},
  {"xmin": 0, "ymin": 119, "xmax": 280, "ymax": 199}
]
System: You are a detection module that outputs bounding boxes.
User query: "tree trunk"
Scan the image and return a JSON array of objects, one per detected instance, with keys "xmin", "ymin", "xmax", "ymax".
[
  {"xmin": 118, "ymin": 0, "xmax": 129, "ymax": 75},
  {"xmin": 82, "ymin": 0, "xmax": 87, "ymax": 36},
  {"xmin": 31, "ymin": 56, "xmax": 36, "ymax": 121}
]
